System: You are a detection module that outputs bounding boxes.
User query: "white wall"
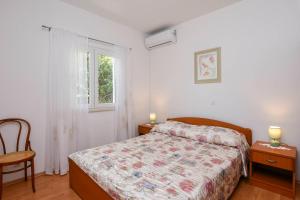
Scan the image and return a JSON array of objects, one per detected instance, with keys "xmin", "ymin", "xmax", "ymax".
[
  {"xmin": 0, "ymin": 0, "xmax": 149, "ymax": 182},
  {"xmin": 150, "ymin": 0, "xmax": 300, "ymax": 180}
]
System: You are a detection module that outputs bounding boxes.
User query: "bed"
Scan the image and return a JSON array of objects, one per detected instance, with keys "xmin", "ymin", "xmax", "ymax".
[{"xmin": 68, "ymin": 117, "xmax": 252, "ymax": 200}]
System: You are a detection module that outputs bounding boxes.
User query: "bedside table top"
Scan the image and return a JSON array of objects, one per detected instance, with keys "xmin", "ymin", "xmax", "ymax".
[
  {"xmin": 251, "ymin": 141, "xmax": 296, "ymax": 159},
  {"xmin": 139, "ymin": 123, "xmax": 155, "ymax": 128}
]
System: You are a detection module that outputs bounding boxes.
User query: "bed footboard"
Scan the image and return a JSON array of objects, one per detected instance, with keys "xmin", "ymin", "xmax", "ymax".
[{"xmin": 69, "ymin": 158, "xmax": 113, "ymax": 200}]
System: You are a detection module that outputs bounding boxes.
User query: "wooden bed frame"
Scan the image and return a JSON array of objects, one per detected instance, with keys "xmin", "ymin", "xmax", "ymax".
[{"xmin": 69, "ymin": 117, "xmax": 252, "ymax": 200}]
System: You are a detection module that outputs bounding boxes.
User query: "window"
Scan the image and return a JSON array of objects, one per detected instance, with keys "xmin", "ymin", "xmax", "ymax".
[{"xmin": 88, "ymin": 46, "xmax": 115, "ymax": 112}]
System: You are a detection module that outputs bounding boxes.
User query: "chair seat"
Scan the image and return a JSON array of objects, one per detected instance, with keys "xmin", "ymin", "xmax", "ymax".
[{"xmin": 0, "ymin": 151, "xmax": 35, "ymax": 166}]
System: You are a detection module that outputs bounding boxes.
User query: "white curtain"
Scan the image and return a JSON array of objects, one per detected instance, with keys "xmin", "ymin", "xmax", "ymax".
[
  {"xmin": 113, "ymin": 47, "xmax": 135, "ymax": 141},
  {"xmin": 45, "ymin": 29, "xmax": 89, "ymax": 175}
]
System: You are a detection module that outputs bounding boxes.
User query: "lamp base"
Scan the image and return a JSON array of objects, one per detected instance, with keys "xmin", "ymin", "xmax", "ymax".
[
  {"xmin": 270, "ymin": 139, "xmax": 280, "ymax": 147},
  {"xmin": 150, "ymin": 120, "xmax": 157, "ymax": 125}
]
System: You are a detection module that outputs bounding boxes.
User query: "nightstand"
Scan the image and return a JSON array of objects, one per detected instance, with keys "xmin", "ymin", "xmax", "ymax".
[
  {"xmin": 138, "ymin": 124, "xmax": 155, "ymax": 135},
  {"xmin": 250, "ymin": 141, "xmax": 297, "ymax": 198}
]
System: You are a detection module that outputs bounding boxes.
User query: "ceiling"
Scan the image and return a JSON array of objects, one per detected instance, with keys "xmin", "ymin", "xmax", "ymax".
[{"xmin": 61, "ymin": 0, "xmax": 241, "ymax": 33}]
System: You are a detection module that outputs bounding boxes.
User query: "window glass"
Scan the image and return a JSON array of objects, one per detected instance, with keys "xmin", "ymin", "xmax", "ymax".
[{"xmin": 97, "ymin": 55, "xmax": 114, "ymax": 104}]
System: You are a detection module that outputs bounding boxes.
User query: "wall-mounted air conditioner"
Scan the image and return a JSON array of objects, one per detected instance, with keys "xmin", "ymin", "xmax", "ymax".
[{"xmin": 145, "ymin": 29, "xmax": 177, "ymax": 50}]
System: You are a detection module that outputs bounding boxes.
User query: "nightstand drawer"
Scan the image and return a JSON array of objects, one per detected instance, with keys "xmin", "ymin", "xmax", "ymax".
[{"xmin": 251, "ymin": 151, "xmax": 294, "ymax": 171}]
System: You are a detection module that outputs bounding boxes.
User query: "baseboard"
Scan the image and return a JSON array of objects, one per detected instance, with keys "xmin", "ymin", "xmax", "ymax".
[{"xmin": 3, "ymin": 172, "xmax": 45, "ymax": 186}]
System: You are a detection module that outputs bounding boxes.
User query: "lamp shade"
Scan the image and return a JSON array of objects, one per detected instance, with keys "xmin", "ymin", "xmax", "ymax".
[
  {"xmin": 268, "ymin": 126, "xmax": 281, "ymax": 139},
  {"xmin": 149, "ymin": 113, "xmax": 156, "ymax": 124}
]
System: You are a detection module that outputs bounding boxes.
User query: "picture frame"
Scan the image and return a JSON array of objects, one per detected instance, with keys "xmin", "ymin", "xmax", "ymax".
[{"xmin": 194, "ymin": 47, "xmax": 221, "ymax": 84}]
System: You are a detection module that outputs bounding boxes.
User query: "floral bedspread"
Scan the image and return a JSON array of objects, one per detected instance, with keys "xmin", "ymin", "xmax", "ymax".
[{"xmin": 69, "ymin": 125, "xmax": 249, "ymax": 200}]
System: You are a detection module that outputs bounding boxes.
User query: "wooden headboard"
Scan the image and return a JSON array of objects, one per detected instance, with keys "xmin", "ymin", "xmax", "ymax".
[{"xmin": 167, "ymin": 117, "xmax": 252, "ymax": 145}]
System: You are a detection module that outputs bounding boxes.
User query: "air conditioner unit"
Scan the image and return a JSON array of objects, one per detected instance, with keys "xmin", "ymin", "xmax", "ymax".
[{"xmin": 145, "ymin": 29, "xmax": 177, "ymax": 50}]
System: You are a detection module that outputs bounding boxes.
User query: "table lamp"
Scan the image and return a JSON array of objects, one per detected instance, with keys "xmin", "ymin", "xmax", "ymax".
[
  {"xmin": 149, "ymin": 113, "xmax": 157, "ymax": 125},
  {"xmin": 268, "ymin": 126, "xmax": 282, "ymax": 147}
]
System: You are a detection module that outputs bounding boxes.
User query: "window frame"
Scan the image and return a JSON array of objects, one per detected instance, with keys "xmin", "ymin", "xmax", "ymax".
[{"xmin": 88, "ymin": 46, "xmax": 116, "ymax": 112}]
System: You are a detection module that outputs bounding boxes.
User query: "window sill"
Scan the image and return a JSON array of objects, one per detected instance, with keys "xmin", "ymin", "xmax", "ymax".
[{"xmin": 89, "ymin": 106, "xmax": 115, "ymax": 113}]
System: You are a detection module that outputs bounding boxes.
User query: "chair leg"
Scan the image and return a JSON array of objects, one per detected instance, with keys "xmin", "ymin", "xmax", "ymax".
[
  {"xmin": 24, "ymin": 161, "xmax": 27, "ymax": 181},
  {"xmin": 0, "ymin": 166, "xmax": 3, "ymax": 200},
  {"xmin": 30, "ymin": 159, "xmax": 35, "ymax": 193}
]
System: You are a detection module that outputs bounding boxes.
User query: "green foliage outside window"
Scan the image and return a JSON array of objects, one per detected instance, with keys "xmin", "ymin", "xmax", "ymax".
[{"xmin": 98, "ymin": 55, "xmax": 113, "ymax": 103}]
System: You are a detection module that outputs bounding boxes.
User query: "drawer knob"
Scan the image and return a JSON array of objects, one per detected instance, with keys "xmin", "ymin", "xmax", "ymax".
[{"xmin": 266, "ymin": 159, "xmax": 277, "ymax": 163}]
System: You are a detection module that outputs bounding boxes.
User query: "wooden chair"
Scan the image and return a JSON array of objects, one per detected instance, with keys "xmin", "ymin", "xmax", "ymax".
[{"xmin": 0, "ymin": 118, "xmax": 36, "ymax": 199}]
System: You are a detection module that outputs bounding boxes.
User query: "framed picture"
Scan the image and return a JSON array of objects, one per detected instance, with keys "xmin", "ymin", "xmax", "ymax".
[{"xmin": 194, "ymin": 47, "xmax": 221, "ymax": 84}]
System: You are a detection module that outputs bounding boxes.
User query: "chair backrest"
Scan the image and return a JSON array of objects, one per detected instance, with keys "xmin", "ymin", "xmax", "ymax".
[{"xmin": 0, "ymin": 118, "xmax": 31, "ymax": 154}]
